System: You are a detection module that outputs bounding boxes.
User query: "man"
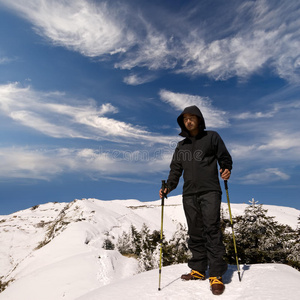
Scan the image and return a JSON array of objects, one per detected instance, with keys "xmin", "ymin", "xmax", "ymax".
[{"xmin": 159, "ymin": 105, "xmax": 232, "ymax": 295}]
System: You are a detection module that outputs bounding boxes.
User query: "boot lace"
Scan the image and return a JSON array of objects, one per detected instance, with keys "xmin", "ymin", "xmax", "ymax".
[
  {"xmin": 191, "ymin": 270, "xmax": 205, "ymax": 279},
  {"xmin": 209, "ymin": 277, "xmax": 223, "ymax": 286}
]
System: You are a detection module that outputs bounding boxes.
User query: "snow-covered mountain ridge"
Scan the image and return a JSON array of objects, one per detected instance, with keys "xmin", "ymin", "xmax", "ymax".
[{"xmin": 0, "ymin": 196, "xmax": 299, "ymax": 300}]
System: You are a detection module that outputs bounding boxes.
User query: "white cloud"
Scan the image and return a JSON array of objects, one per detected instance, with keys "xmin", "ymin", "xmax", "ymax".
[
  {"xmin": 225, "ymin": 90, "xmax": 300, "ymax": 186},
  {"xmin": 115, "ymin": 20, "xmax": 176, "ymax": 71},
  {"xmin": 238, "ymin": 168, "xmax": 290, "ymax": 185},
  {"xmin": 10, "ymin": 109, "xmax": 85, "ymax": 138},
  {"xmin": 230, "ymin": 144, "xmax": 257, "ymax": 160},
  {"xmin": 228, "ymin": 108, "xmax": 300, "ymax": 186},
  {"xmin": 2, "ymin": 0, "xmax": 300, "ymax": 82},
  {"xmin": 0, "ymin": 147, "xmax": 64, "ymax": 180},
  {"xmin": 159, "ymin": 89, "xmax": 229, "ymax": 128},
  {"xmin": 0, "ymin": 146, "xmax": 173, "ymax": 181},
  {"xmin": 178, "ymin": 27, "xmax": 279, "ymax": 80},
  {"xmin": 175, "ymin": 1, "xmax": 300, "ymax": 82},
  {"xmin": 258, "ymin": 132, "xmax": 300, "ymax": 151},
  {"xmin": 230, "ymin": 130, "xmax": 300, "ymax": 164},
  {"xmin": 123, "ymin": 73, "xmax": 155, "ymax": 86},
  {"xmin": 232, "ymin": 99, "xmax": 300, "ymax": 122},
  {"xmin": 0, "ymin": 83, "xmax": 172, "ymax": 143},
  {"xmin": 0, "ymin": 0, "xmax": 134, "ymax": 57},
  {"xmin": 233, "ymin": 111, "xmax": 275, "ymax": 120},
  {"xmin": 0, "ymin": 56, "xmax": 13, "ymax": 64},
  {"xmin": 117, "ymin": 0, "xmax": 300, "ymax": 82}
]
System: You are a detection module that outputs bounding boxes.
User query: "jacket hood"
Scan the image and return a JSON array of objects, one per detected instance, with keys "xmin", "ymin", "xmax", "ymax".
[{"xmin": 177, "ymin": 105, "xmax": 206, "ymax": 137}]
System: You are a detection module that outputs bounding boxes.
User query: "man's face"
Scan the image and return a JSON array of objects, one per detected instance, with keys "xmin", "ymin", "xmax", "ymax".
[{"xmin": 183, "ymin": 113, "xmax": 199, "ymax": 133}]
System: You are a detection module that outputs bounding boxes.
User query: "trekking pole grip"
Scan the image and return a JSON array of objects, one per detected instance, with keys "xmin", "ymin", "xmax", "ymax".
[
  {"xmin": 224, "ymin": 180, "xmax": 228, "ymax": 190},
  {"xmin": 161, "ymin": 180, "xmax": 167, "ymax": 205}
]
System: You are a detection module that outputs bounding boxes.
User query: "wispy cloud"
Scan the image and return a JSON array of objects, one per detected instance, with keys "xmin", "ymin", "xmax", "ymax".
[
  {"xmin": 159, "ymin": 89, "xmax": 229, "ymax": 128},
  {"xmin": 0, "ymin": 56, "xmax": 13, "ymax": 64},
  {"xmin": 115, "ymin": 20, "xmax": 176, "ymax": 71},
  {"xmin": 0, "ymin": 147, "xmax": 64, "ymax": 180},
  {"xmin": 237, "ymin": 168, "xmax": 290, "ymax": 185},
  {"xmin": 258, "ymin": 131, "xmax": 300, "ymax": 151},
  {"xmin": 233, "ymin": 111, "xmax": 275, "ymax": 120},
  {"xmin": 0, "ymin": 83, "xmax": 172, "ymax": 144},
  {"xmin": 0, "ymin": 82, "xmax": 177, "ymax": 181},
  {"xmin": 230, "ymin": 121, "xmax": 300, "ymax": 163},
  {"xmin": 121, "ymin": 0, "xmax": 300, "ymax": 84},
  {"xmin": 229, "ymin": 97, "xmax": 300, "ymax": 185},
  {"xmin": 0, "ymin": 146, "xmax": 173, "ymax": 181},
  {"xmin": 172, "ymin": 1, "xmax": 300, "ymax": 82},
  {"xmin": 230, "ymin": 134, "xmax": 300, "ymax": 163},
  {"xmin": 1, "ymin": 0, "xmax": 300, "ymax": 82},
  {"xmin": 233, "ymin": 99, "xmax": 300, "ymax": 120},
  {"xmin": 118, "ymin": 0, "xmax": 300, "ymax": 82},
  {"xmin": 123, "ymin": 73, "xmax": 156, "ymax": 86},
  {"xmin": 0, "ymin": 0, "xmax": 134, "ymax": 57}
]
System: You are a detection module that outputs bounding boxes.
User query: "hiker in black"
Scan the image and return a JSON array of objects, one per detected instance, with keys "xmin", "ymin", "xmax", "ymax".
[{"xmin": 159, "ymin": 105, "xmax": 232, "ymax": 294}]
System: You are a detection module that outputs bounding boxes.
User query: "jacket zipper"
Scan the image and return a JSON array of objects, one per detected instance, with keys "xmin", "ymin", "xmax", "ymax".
[{"xmin": 191, "ymin": 137, "xmax": 196, "ymax": 191}]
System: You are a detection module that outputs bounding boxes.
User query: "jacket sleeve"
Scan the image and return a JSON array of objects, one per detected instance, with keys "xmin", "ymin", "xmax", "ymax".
[
  {"xmin": 213, "ymin": 132, "xmax": 233, "ymax": 171},
  {"xmin": 167, "ymin": 145, "xmax": 183, "ymax": 192}
]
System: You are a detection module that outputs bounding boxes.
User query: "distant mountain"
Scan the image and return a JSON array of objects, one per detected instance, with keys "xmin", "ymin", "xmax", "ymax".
[{"xmin": 0, "ymin": 196, "xmax": 299, "ymax": 300}]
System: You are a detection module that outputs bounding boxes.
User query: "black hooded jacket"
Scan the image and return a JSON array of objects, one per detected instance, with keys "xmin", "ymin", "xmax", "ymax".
[{"xmin": 167, "ymin": 105, "xmax": 232, "ymax": 195}]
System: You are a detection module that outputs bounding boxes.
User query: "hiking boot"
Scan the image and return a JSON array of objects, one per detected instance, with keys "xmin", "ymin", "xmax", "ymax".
[
  {"xmin": 181, "ymin": 270, "xmax": 206, "ymax": 280},
  {"xmin": 209, "ymin": 276, "xmax": 225, "ymax": 295}
]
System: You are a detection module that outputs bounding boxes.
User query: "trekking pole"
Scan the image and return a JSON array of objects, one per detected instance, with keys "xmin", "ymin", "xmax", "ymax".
[
  {"xmin": 158, "ymin": 180, "xmax": 167, "ymax": 291},
  {"xmin": 224, "ymin": 180, "xmax": 241, "ymax": 282}
]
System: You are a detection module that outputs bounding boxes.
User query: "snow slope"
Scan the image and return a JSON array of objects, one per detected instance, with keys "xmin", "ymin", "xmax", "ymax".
[
  {"xmin": 76, "ymin": 263, "xmax": 300, "ymax": 300},
  {"xmin": 0, "ymin": 196, "xmax": 299, "ymax": 300}
]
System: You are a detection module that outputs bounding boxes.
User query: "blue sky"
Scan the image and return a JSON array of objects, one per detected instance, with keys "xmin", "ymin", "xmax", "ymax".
[{"xmin": 0, "ymin": 0, "xmax": 300, "ymax": 215}]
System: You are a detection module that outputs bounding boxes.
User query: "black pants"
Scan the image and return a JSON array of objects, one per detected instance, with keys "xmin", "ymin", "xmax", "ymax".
[{"xmin": 183, "ymin": 191, "xmax": 227, "ymax": 277}]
